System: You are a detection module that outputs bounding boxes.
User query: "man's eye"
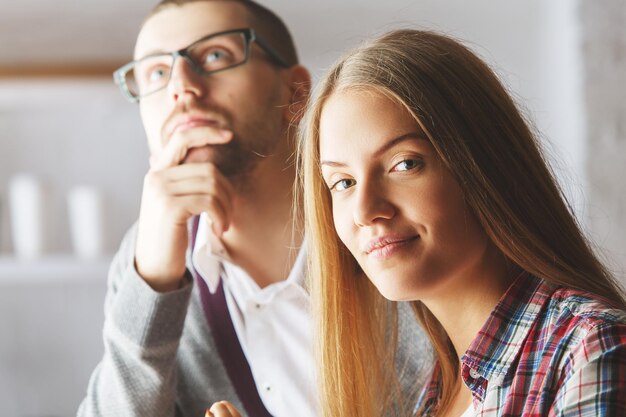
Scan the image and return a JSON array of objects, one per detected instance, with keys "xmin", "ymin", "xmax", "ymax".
[
  {"xmin": 205, "ymin": 49, "xmax": 230, "ymax": 64},
  {"xmin": 330, "ymin": 178, "xmax": 356, "ymax": 191},
  {"xmin": 393, "ymin": 159, "xmax": 422, "ymax": 172},
  {"xmin": 148, "ymin": 67, "xmax": 169, "ymax": 83}
]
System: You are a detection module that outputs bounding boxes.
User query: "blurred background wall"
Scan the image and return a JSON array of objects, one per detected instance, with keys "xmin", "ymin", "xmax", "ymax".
[
  {"xmin": 0, "ymin": 0, "xmax": 623, "ymax": 416},
  {"xmin": 580, "ymin": 1, "xmax": 626, "ymax": 278}
]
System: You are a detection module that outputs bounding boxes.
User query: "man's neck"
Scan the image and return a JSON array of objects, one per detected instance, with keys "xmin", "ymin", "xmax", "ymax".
[{"xmin": 220, "ymin": 146, "xmax": 303, "ymax": 288}]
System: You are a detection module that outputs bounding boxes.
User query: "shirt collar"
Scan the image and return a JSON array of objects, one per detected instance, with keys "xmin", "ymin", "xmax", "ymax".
[
  {"xmin": 194, "ymin": 212, "xmax": 233, "ymax": 260},
  {"xmin": 191, "ymin": 213, "xmax": 307, "ymax": 294},
  {"xmin": 189, "ymin": 213, "xmax": 228, "ymax": 292},
  {"xmin": 460, "ymin": 272, "xmax": 556, "ymax": 400},
  {"xmin": 416, "ymin": 272, "xmax": 558, "ymax": 414}
]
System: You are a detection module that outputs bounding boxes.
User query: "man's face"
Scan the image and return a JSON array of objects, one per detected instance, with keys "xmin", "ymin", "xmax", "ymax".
[{"xmin": 135, "ymin": 1, "xmax": 288, "ymax": 180}]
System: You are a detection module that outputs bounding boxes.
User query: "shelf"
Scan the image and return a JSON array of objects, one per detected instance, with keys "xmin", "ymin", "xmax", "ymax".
[{"xmin": 0, "ymin": 254, "xmax": 112, "ymax": 284}]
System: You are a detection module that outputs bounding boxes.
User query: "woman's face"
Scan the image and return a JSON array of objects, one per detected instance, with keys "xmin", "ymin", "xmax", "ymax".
[{"xmin": 318, "ymin": 90, "xmax": 489, "ymax": 301}]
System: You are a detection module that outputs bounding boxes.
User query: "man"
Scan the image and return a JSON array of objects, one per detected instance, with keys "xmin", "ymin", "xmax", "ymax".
[{"xmin": 79, "ymin": 1, "xmax": 431, "ymax": 416}]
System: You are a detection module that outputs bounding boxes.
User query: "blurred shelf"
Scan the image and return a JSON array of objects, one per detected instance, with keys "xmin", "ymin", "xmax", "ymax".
[
  {"xmin": 0, "ymin": 254, "xmax": 112, "ymax": 284},
  {"xmin": 0, "ymin": 63, "xmax": 124, "ymax": 78}
]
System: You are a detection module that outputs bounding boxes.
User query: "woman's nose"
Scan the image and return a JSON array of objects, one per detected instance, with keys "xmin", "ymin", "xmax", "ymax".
[{"xmin": 353, "ymin": 179, "xmax": 396, "ymax": 227}]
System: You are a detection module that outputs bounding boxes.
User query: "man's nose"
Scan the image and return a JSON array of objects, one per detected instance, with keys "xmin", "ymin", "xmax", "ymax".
[
  {"xmin": 353, "ymin": 179, "xmax": 396, "ymax": 227},
  {"xmin": 167, "ymin": 56, "xmax": 205, "ymax": 101}
]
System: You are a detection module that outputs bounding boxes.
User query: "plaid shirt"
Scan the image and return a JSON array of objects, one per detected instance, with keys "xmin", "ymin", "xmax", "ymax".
[{"xmin": 416, "ymin": 273, "xmax": 626, "ymax": 416}]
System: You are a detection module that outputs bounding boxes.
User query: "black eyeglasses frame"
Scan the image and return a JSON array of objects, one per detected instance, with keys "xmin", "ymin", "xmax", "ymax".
[{"xmin": 113, "ymin": 27, "xmax": 290, "ymax": 102}]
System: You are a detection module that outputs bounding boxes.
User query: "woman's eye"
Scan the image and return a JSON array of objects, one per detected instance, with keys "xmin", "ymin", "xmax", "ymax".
[
  {"xmin": 330, "ymin": 178, "xmax": 356, "ymax": 192},
  {"xmin": 393, "ymin": 158, "xmax": 422, "ymax": 172}
]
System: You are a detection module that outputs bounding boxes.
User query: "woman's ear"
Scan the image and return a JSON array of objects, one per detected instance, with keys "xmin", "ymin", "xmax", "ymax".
[{"xmin": 283, "ymin": 65, "xmax": 311, "ymax": 125}]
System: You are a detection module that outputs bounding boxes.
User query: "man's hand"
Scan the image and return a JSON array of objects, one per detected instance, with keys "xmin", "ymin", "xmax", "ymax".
[
  {"xmin": 206, "ymin": 401, "xmax": 242, "ymax": 417},
  {"xmin": 135, "ymin": 127, "xmax": 234, "ymax": 292}
]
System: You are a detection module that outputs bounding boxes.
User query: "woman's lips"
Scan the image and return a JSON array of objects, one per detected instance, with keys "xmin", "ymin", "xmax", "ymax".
[{"xmin": 363, "ymin": 235, "xmax": 420, "ymax": 259}]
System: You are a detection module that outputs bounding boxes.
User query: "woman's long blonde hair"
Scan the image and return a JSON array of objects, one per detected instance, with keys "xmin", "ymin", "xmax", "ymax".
[{"xmin": 298, "ymin": 29, "xmax": 626, "ymax": 417}]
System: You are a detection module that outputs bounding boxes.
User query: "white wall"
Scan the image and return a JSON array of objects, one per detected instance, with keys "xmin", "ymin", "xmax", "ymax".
[
  {"xmin": 0, "ymin": 80, "xmax": 147, "ymax": 255},
  {"xmin": 0, "ymin": 81, "xmax": 145, "ymax": 416},
  {"xmin": 0, "ymin": 263, "xmax": 109, "ymax": 417}
]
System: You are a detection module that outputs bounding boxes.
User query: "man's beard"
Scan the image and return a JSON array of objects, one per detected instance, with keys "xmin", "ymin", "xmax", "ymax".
[
  {"xmin": 204, "ymin": 135, "xmax": 270, "ymax": 182},
  {"xmin": 182, "ymin": 123, "xmax": 282, "ymax": 190},
  {"xmin": 168, "ymin": 100, "xmax": 283, "ymax": 186}
]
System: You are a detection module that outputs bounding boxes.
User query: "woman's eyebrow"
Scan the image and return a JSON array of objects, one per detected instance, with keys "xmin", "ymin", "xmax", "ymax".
[
  {"xmin": 320, "ymin": 132, "xmax": 426, "ymax": 167},
  {"xmin": 371, "ymin": 132, "xmax": 426, "ymax": 158}
]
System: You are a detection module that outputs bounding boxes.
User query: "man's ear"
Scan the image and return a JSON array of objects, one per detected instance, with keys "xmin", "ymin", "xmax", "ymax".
[{"xmin": 283, "ymin": 65, "xmax": 311, "ymax": 125}]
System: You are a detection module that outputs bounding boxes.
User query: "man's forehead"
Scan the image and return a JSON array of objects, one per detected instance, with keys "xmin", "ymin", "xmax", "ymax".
[{"xmin": 134, "ymin": 1, "xmax": 250, "ymax": 59}]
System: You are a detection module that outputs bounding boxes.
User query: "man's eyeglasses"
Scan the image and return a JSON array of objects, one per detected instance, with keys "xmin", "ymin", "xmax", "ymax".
[{"xmin": 113, "ymin": 28, "xmax": 289, "ymax": 102}]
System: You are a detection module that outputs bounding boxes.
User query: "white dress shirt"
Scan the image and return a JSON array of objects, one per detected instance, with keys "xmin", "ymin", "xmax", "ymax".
[{"xmin": 192, "ymin": 213, "xmax": 317, "ymax": 417}]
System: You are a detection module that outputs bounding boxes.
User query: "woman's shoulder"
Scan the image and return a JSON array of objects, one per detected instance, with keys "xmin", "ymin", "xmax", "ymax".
[
  {"xmin": 535, "ymin": 285, "xmax": 626, "ymax": 364},
  {"xmin": 546, "ymin": 285, "xmax": 626, "ymax": 329}
]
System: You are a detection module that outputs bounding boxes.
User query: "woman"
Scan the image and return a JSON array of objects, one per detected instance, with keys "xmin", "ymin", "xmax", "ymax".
[{"xmin": 299, "ymin": 29, "xmax": 626, "ymax": 417}]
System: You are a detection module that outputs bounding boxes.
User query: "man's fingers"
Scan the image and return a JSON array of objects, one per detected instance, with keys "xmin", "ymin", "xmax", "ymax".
[
  {"xmin": 151, "ymin": 127, "xmax": 233, "ymax": 170},
  {"xmin": 155, "ymin": 164, "xmax": 234, "ymax": 232},
  {"xmin": 178, "ymin": 194, "xmax": 230, "ymax": 235},
  {"xmin": 207, "ymin": 401, "xmax": 242, "ymax": 417},
  {"xmin": 166, "ymin": 177, "xmax": 234, "ymax": 214},
  {"xmin": 221, "ymin": 401, "xmax": 242, "ymax": 416},
  {"xmin": 165, "ymin": 164, "xmax": 235, "ymax": 205}
]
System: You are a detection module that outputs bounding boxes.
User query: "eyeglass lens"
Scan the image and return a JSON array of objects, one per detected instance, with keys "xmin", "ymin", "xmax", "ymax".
[{"xmin": 124, "ymin": 31, "xmax": 248, "ymax": 98}]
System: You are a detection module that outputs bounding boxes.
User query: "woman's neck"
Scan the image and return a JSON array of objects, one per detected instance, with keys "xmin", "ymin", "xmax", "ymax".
[{"xmin": 423, "ymin": 245, "xmax": 515, "ymax": 359}]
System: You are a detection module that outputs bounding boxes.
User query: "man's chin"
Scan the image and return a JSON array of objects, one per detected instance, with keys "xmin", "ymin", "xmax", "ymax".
[{"xmin": 181, "ymin": 145, "xmax": 252, "ymax": 181}]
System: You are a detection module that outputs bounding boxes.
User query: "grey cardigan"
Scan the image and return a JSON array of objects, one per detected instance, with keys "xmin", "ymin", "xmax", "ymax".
[{"xmin": 77, "ymin": 225, "xmax": 433, "ymax": 417}]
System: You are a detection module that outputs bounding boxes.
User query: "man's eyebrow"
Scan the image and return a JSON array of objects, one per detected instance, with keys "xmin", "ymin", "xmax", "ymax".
[{"xmin": 320, "ymin": 132, "xmax": 426, "ymax": 168}]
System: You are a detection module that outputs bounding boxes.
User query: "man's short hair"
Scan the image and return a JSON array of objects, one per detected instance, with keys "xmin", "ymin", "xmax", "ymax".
[{"xmin": 146, "ymin": 0, "xmax": 299, "ymax": 66}]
